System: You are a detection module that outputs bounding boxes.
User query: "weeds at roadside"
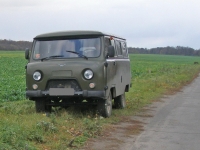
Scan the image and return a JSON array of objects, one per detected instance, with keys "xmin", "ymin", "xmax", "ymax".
[{"xmin": 1, "ymin": 52, "xmax": 200, "ymax": 149}]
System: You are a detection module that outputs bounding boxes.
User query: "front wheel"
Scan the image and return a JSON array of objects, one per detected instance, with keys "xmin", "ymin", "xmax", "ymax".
[
  {"xmin": 97, "ymin": 92, "xmax": 112, "ymax": 118},
  {"xmin": 35, "ymin": 99, "xmax": 52, "ymax": 113},
  {"xmin": 114, "ymin": 92, "xmax": 126, "ymax": 109}
]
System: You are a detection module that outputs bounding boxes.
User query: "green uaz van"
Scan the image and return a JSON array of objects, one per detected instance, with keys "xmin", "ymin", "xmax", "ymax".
[{"xmin": 25, "ymin": 31, "xmax": 131, "ymax": 117}]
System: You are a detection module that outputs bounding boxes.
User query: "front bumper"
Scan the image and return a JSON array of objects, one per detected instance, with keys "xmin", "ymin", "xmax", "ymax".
[{"xmin": 26, "ymin": 90, "xmax": 105, "ymax": 99}]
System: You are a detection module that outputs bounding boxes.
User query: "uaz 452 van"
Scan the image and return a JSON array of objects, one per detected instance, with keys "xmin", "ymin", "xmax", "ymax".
[{"xmin": 25, "ymin": 31, "xmax": 131, "ymax": 117}]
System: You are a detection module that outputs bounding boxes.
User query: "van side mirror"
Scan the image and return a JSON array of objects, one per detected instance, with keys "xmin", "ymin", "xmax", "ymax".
[
  {"xmin": 25, "ymin": 48, "xmax": 30, "ymax": 59},
  {"xmin": 107, "ymin": 46, "xmax": 115, "ymax": 58}
]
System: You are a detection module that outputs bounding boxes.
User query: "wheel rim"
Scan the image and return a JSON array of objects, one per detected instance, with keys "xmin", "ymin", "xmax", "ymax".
[
  {"xmin": 106, "ymin": 100, "xmax": 112, "ymax": 113},
  {"xmin": 122, "ymin": 94, "xmax": 125, "ymax": 107},
  {"xmin": 106, "ymin": 94, "xmax": 112, "ymax": 114}
]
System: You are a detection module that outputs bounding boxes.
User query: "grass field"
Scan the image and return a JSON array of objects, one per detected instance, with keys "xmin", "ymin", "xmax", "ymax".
[{"xmin": 0, "ymin": 51, "xmax": 200, "ymax": 149}]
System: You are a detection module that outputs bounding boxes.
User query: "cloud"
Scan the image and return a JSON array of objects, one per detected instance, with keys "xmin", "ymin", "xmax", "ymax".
[
  {"xmin": 0, "ymin": 0, "xmax": 200, "ymax": 49},
  {"xmin": 0, "ymin": 0, "xmax": 45, "ymax": 8}
]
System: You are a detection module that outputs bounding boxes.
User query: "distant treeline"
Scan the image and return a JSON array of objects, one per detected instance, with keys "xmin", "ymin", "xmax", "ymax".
[
  {"xmin": 128, "ymin": 46, "xmax": 200, "ymax": 56},
  {"xmin": 1, "ymin": 39, "xmax": 200, "ymax": 56},
  {"xmin": 0, "ymin": 39, "xmax": 32, "ymax": 51}
]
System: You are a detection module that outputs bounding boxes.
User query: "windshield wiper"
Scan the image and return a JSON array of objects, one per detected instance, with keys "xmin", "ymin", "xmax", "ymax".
[
  {"xmin": 41, "ymin": 55, "xmax": 64, "ymax": 61},
  {"xmin": 66, "ymin": 51, "xmax": 88, "ymax": 60}
]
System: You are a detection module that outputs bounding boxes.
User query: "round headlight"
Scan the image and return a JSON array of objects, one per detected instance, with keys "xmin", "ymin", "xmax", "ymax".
[
  {"xmin": 84, "ymin": 70, "xmax": 93, "ymax": 80},
  {"xmin": 33, "ymin": 71, "xmax": 42, "ymax": 81}
]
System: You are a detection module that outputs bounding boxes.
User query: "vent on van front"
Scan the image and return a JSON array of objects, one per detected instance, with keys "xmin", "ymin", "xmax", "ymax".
[{"xmin": 46, "ymin": 79, "xmax": 82, "ymax": 91}]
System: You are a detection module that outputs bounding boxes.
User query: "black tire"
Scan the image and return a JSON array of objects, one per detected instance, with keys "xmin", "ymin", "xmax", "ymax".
[
  {"xmin": 97, "ymin": 92, "xmax": 112, "ymax": 118},
  {"xmin": 35, "ymin": 99, "xmax": 52, "ymax": 113},
  {"xmin": 114, "ymin": 92, "xmax": 126, "ymax": 109}
]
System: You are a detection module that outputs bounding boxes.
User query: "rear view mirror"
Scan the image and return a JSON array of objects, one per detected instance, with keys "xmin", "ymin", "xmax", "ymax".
[
  {"xmin": 25, "ymin": 48, "xmax": 30, "ymax": 59},
  {"xmin": 107, "ymin": 46, "xmax": 115, "ymax": 58}
]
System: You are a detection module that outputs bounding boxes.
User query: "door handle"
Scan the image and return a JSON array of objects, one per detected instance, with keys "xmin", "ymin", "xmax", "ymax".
[{"xmin": 113, "ymin": 61, "xmax": 116, "ymax": 65}]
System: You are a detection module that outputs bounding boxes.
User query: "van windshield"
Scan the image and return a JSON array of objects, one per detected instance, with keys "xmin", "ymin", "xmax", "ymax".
[{"xmin": 33, "ymin": 37, "xmax": 101, "ymax": 60}]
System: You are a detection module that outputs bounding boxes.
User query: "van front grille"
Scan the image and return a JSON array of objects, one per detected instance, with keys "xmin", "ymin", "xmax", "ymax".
[{"xmin": 46, "ymin": 79, "xmax": 82, "ymax": 91}]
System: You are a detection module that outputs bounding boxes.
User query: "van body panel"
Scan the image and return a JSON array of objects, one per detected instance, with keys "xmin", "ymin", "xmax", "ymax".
[
  {"xmin": 25, "ymin": 30, "xmax": 131, "ymax": 116},
  {"xmin": 106, "ymin": 58, "xmax": 131, "ymax": 97},
  {"xmin": 26, "ymin": 59, "xmax": 105, "ymax": 91}
]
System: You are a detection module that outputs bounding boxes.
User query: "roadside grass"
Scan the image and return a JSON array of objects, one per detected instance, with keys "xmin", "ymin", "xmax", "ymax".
[{"xmin": 0, "ymin": 51, "xmax": 200, "ymax": 149}]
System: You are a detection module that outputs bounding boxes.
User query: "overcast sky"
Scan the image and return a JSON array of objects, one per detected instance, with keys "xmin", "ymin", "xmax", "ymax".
[{"xmin": 0, "ymin": 0, "xmax": 200, "ymax": 49}]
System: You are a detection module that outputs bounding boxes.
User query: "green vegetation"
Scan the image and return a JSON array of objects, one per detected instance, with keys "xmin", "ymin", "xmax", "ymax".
[
  {"xmin": 0, "ymin": 51, "xmax": 26, "ymax": 102},
  {"xmin": 129, "ymin": 46, "xmax": 200, "ymax": 56},
  {"xmin": 0, "ymin": 51, "xmax": 200, "ymax": 149}
]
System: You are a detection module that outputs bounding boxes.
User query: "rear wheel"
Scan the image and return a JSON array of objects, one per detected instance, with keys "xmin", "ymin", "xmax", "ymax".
[
  {"xmin": 114, "ymin": 92, "xmax": 126, "ymax": 109},
  {"xmin": 97, "ymin": 92, "xmax": 112, "ymax": 118},
  {"xmin": 35, "ymin": 99, "xmax": 52, "ymax": 113}
]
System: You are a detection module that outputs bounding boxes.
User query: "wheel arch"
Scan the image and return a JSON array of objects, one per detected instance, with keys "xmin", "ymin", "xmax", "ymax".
[
  {"xmin": 110, "ymin": 87, "xmax": 116, "ymax": 99},
  {"xmin": 125, "ymin": 84, "xmax": 130, "ymax": 92}
]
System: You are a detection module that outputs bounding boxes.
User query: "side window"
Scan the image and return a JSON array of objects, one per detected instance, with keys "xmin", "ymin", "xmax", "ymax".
[
  {"xmin": 104, "ymin": 37, "xmax": 115, "ymax": 57},
  {"xmin": 121, "ymin": 41, "xmax": 128, "ymax": 57},
  {"xmin": 104, "ymin": 38, "xmax": 111, "ymax": 47},
  {"xmin": 111, "ymin": 39, "xmax": 118, "ymax": 57},
  {"xmin": 115, "ymin": 40, "xmax": 122, "ymax": 56}
]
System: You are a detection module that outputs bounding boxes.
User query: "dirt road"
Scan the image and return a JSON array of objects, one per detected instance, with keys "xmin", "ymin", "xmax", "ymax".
[{"xmin": 82, "ymin": 74, "xmax": 200, "ymax": 150}]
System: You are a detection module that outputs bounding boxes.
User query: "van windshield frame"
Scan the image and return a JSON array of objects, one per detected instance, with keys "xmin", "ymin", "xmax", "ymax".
[{"xmin": 32, "ymin": 37, "xmax": 101, "ymax": 60}]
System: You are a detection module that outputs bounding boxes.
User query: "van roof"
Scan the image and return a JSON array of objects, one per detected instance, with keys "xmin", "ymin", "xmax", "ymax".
[{"xmin": 34, "ymin": 30, "xmax": 126, "ymax": 40}]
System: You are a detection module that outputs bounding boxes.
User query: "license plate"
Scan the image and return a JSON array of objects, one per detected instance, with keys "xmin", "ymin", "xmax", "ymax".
[{"xmin": 49, "ymin": 88, "xmax": 74, "ymax": 96}]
